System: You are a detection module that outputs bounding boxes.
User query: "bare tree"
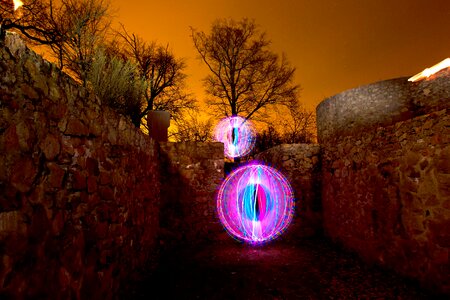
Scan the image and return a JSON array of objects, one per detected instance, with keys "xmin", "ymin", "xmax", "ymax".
[
  {"xmin": 169, "ymin": 108, "xmax": 213, "ymax": 142},
  {"xmin": 2, "ymin": 0, "xmax": 192, "ymax": 129},
  {"xmin": 191, "ymin": 18, "xmax": 300, "ymax": 121},
  {"xmin": 251, "ymin": 103, "xmax": 316, "ymax": 154},
  {"xmin": 252, "ymin": 125, "xmax": 283, "ymax": 154},
  {"xmin": 45, "ymin": 0, "xmax": 110, "ymax": 83},
  {"xmin": 0, "ymin": 0, "xmax": 62, "ymax": 44},
  {"xmin": 276, "ymin": 102, "xmax": 316, "ymax": 144},
  {"xmin": 1, "ymin": 0, "xmax": 110, "ymax": 85},
  {"xmin": 116, "ymin": 26, "xmax": 196, "ymax": 127}
]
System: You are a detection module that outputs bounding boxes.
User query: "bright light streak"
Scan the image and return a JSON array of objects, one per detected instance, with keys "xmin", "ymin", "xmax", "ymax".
[
  {"xmin": 217, "ymin": 163, "xmax": 295, "ymax": 244},
  {"xmin": 214, "ymin": 116, "xmax": 256, "ymax": 159},
  {"xmin": 409, "ymin": 58, "xmax": 450, "ymax": 82},
  {"xmin": 13, "ymin": 0, "xmax": 24, "ymax": 11}
]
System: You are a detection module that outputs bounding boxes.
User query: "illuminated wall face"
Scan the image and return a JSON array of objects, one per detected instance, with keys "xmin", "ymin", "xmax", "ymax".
[
  {"xmin": 217, "ymin": 163, "xmax": 295, "ymax": 244},
  {"xmin": 214, "ymin": 116, "xmax": 255, "ymax": 158}
]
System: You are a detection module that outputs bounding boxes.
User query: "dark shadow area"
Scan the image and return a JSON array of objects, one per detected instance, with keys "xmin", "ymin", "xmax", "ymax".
[
  {"xmin": 123, "ymin": 237, "xmax": 436, "ymax": 299},
  {"xmin": 224, "ymin": 161, "xmax": 241, "ymax": 175}
]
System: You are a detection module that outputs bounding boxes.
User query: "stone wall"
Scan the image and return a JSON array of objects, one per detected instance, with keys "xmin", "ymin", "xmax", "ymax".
[
  {"xmin": 3, "ymin": 27, "xmax": 449, "ymax": 298},
  {"xmin": 316, "ymin": 70, "xmax": 450, "ymax": 143},
  {"xmin": 0, "ymin": 33, "xmax": 160, "ymax": 298},
  {"xmin": 255, "ymin": 144, "xmax": 322, "ymax": 238},
  {"xmin": 318, "ymin": 71, "xmax": 450, "ymax": 294},
  {"xmin": 159, "ymin": 142, "xmax": 226, "ymax": 246}
]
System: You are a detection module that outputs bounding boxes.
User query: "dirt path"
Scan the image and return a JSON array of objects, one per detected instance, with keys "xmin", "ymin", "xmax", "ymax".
[{"xmin": 129, "ymin": 238, "xmax": 436, "ymax": 299}]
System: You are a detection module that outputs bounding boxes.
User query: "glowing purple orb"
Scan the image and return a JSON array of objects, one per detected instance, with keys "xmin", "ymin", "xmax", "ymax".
[
  {"xmin": 217, "ymin": 163, "xmax": 295, "ymax": 244},
  {"xmin": 214, "ymin": 116, "xmax": 255, "ymax": 158}
]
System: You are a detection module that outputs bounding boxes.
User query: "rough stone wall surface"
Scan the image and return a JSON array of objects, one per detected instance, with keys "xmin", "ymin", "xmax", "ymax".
[
  {"xmin": 255, "ymin": 144, "xmax": 322, "ymax": 238},
  {"xmin": 321, "ymin": 102, "xmax": 450, "ymax": 294},
  {"xmin": 0, "ymin": 34, "xmax": 160, "ymax": 299},
  {"xmin": 317, "ymin": 71, "xmax": 450, "ymax": 143},
  {"xmin": 159, "ymin": 142, "xmax": 226, "ymax": 246}
]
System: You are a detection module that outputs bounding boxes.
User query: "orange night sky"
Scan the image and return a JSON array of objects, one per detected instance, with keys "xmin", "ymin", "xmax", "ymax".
[{"xmin": 111, "ymin": 0, "xmax": 450, "ymax": 111}]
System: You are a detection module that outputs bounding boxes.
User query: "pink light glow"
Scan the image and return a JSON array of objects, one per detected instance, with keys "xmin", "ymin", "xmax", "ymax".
[
  {"xmin": 217, "ymin": 163, "xmax": 295, "ymax": 244},
  {"xmin": 214, "ymin": 116, "xmax": 255, "ymax": 158}
]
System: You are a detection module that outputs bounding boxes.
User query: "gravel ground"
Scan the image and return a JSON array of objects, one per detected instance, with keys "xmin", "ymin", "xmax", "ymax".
[{"xmin": 127, "ymin": 237, "xmax": 440, "ymax": 299}]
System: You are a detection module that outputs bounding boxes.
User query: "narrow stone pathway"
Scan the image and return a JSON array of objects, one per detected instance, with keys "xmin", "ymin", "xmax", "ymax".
[{"xmin": 129, "ymin": 237, "xmax": 436, "ymax": 299}]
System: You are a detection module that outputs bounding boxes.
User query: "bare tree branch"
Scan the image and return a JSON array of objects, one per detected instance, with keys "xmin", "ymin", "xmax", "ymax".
[
  {"xmin": 115, "ymin": 26, "xmax": 195, "ymax": 127},
  {"xmin": 252, "ymin": 102, "xmax": 316, "ymax": 154},
  {"xmin": 191, "ymin": 18, "xmax": 300, "ymax": 121},
  {"xmin": 1, "ymin": 0, "xmax": 111, "ymax": 85},
  {"xmin": 169, "ymin": 108, "xmax": 214, "ymax": 142},
  {"xmin": 0, "ymin": 0, "xmax": 63, "ymax": 44}
]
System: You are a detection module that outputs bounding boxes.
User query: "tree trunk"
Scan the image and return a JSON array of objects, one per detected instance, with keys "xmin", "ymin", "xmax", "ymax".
[
  {"xmin": 131, "ymin": 113, "xmax": 141, "ymax": 128},
  {"xmin": 231, "ymin": 112, "xmax": 242, "ymax": 164}
]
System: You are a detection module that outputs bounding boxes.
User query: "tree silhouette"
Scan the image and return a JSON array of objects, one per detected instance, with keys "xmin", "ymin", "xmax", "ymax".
[
  {"xmin": 46, "ymin": 0, "xmax": 111, "ymax": 84},
  {"xmin": 116, "ymin": 26, "xmax": 195, "ymax": 127},
  {"xmin": 251, "ymin": 103, "xmax": 316, "ymax": 154},
  {"xmin": 276, "ymin": 102, "xmax": 316, "ymax": 144},
  {"xmin": 1, "ymin": 0, "xmax": 192, "ymax": 128},
  {"xmin": 191, "ymin": 18, "xmax": 299, "ymax": 121},
  {"xmin": 169, "ymin": 108, "xmax": 213, "ymax": 142},
  {"xmin": 1, "ymin": 0, "xmax": 110, "ymax": 85},
  {"xmin": 0, "ymin": 0, "xmax": 62, "ymax": 44}
]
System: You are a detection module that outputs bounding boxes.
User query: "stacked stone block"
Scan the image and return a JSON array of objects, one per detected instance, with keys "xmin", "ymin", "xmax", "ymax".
[
  {"xmin": 0, "ymin": 33, "xmax": 160, "ymax": 298},
  {"xmin": 255, "ymin": 144, "xmax": 322, "ymax": 238},
  {"xmin": 318, "ymin": 72, "xmax": 450, "ymax": 294},
  {"xmin": 159, "ymin": 142, "xmax": 225, "ymax": 246}
]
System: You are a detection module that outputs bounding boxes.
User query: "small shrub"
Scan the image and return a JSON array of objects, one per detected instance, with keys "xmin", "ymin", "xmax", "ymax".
[{"xmin": 87, "ymin": 49, "xmax": 146, "ymax": 120}]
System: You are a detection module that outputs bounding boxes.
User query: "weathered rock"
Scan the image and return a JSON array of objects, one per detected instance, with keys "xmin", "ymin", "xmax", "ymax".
[
  {"xmin": 40, "ymin": 134, "xmax": 60, "ymax": 160},
  {"xmin": 255, "ymin": 144, "xmax": 322, "ymax": 238},
  {"xmin": 16, "ymin": 120, "xmax": 35, "ymax": 152},
  {"xmin": 47, "ymin": 162, "xmax": 65, "ymax": 188},
  {"xmin": 159, "ymin": 142, "xmax": 224, "ymax": 245},
  {"xmin": 48, "ymin": 103, "xmax": 68, "ymax": 121},
  {"xmin": 3, "ymin": 124, "xmax": 20, "ymax": 153},
  {"xmin": 0, "ymin": 211, "xmax": 26, "ymax": 235},
  {"xmin": 87, "ymin": 176, "xmax": 98, "ymax": 194},
  {"xmin": 86, "ymin": 157, "xmax": 99, "ymax": 176},
  {"xmin": 64, "ymin": 118, "xmax": 89, "ymax": 137},
  {"xmin": 0, "ymin": 34, "xmax": 161, "ymax": 299},
  {"xmin": 71, "ymin": 170, "xmax": 87, "ymax": 190},
  {"xmin": 10, "ymin": 157, "xmax": 38, "ymax": 193},
  {"xmin": 319, "ymin": 78, "xmax": 450, "ymax": 295},
  {"xmin": 99, "ymin": 186, "xmax": 114, "ymax": 201},
  {"xmin": 20, "ymin": 83, "xmax": 39, "ymax": 100}
]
